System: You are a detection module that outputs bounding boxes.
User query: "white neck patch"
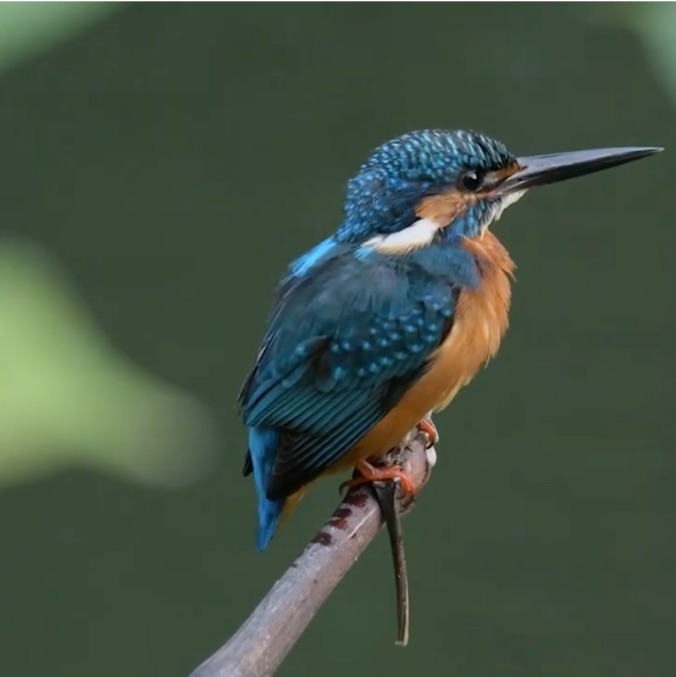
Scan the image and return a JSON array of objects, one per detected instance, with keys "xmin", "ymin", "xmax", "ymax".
[{"xmin": 363, "ymin": 217, "xmax": 441, "ymax": 254}]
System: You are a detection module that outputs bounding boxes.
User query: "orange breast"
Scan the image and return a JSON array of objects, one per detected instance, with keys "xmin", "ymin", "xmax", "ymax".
[{"xmin": 348, "ymin": 231, "xmax": 515, "ymax": 462}]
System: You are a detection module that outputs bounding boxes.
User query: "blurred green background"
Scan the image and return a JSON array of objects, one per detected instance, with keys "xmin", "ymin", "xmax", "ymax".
[{"xmin": 0, "ymin": 4, "xmax": 674, "ymax": 676}]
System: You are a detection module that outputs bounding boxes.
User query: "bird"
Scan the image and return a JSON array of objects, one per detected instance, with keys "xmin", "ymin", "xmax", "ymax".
[{"xmin": 238, "ymin": 129, "xmax": 661, "ymax": 551}]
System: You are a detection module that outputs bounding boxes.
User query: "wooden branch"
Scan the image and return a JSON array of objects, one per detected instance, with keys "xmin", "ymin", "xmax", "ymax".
[{"xmin": 188, "ymin": 428, "xmax": 436, "ymax": 677}]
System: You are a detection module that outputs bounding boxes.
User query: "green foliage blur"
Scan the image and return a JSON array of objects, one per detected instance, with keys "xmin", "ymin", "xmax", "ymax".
[
  {"xmin": 0, "ymin": 4, "xmax": 117, "ymax": 74},
  {"xmin": 0, "ymin": 5, "xmax": 218, "ymax": 488},
  {"xmin": 0, "ymin": 5, "xmax": 673, "ymax": 677}
]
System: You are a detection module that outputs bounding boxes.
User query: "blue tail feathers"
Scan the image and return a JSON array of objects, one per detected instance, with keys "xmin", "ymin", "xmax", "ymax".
[{"xmin": 247, "ymin": 426, "xmax": 285, "ymax": 550}]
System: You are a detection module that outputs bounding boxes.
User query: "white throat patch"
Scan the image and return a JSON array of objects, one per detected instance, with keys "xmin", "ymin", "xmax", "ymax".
[{"xmin": 481, "ymin": 189, "xmax": 527, "ymax": 233}]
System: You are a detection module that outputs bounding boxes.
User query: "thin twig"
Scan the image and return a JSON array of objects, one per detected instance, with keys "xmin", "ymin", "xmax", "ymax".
[{"xmin": 189, "ymin": 428, "xmax": 436, "ymax": 677}]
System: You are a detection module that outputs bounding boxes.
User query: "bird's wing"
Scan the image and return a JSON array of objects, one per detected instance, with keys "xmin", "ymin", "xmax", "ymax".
[{"xmin": 239, "ymin": 246, "xmax": 457, "ymax": 500}]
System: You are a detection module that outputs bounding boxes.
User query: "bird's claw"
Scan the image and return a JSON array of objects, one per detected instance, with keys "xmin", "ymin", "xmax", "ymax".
[
  {"xmin": 417, "ymin": 417, "xmax": 439, "ymax": 447},
  {"xmin": 340, "ymin": 459, "xmax": 415, "ymax": 495}
]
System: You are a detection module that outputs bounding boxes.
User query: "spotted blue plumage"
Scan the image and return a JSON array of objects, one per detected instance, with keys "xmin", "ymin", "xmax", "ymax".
[{"xmin": 240, "ymin": 129, "xmax": 514, "ymax": 549}]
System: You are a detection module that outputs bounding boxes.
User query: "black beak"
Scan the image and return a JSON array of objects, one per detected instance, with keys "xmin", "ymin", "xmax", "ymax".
[{"xmin": 499, "ymin": 146, "xmax": 662, "ymax": 194}]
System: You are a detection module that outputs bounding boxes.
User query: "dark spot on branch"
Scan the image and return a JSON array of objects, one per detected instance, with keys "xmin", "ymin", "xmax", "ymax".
[
  {"xmin": 328, "ymin": 506, "xmax": 354, "ymax": 530},
  {"xmin": 344, "ymin": 491, "xmax": 369, "ymax": 508},
  {"xmin": 311, "ymin": 531, "xmax": 332, "ymax": 546}
]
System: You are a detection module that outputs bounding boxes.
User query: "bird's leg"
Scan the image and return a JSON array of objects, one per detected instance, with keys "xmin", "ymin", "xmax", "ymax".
[
  {"xmin": 340, "ymin": 418, "xmax": 437, "ymax": 496},
  {"xmin": 416, "ymin": 416, "xmax": 439, "ymax": 447},
  {"xmin": 343, "ymin": 459, "xmax": 415, "ymax": 494}
]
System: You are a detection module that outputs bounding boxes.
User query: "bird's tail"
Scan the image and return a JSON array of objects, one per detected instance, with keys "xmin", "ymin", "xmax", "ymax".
[{"xmin": 247, "ymin": 426, "xmax": 285, "ymax": 550}]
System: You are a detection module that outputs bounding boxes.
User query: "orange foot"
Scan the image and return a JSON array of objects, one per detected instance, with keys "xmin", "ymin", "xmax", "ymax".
[
  {"xmin": 343, "ymin": 460, "xmax": 415, "ymax": 495},
  {"xmin": 417, "ymin": 417, "xmax": 439, "ymax": 446}
]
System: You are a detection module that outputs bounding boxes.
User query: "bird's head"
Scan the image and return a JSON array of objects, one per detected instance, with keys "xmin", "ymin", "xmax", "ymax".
[{"xmin": 336, "ymin": 129, "xmax": 660, "ymax": 252}]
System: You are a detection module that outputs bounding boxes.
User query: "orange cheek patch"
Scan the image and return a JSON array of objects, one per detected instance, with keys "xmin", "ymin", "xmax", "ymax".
[{"xmin": 415, "ymin": 188, "xmax": 475, "ymax": 226}]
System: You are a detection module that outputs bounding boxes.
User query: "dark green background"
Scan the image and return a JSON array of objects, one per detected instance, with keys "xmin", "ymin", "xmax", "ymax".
[{"xmin": 1, "ymin": 4, "xmax": 674, "ymax": 676}]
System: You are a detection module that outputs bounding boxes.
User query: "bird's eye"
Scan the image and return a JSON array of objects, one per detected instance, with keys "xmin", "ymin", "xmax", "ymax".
[{"xmin": 460, "ymin": 170, "xmax": 485, "ymax": 192}]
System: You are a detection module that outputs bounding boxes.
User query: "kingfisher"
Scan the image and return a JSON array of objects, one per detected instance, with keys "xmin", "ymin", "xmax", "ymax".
[{"xmin": 239, "ymin": 129, "xmax": 660, "ymax": 550}]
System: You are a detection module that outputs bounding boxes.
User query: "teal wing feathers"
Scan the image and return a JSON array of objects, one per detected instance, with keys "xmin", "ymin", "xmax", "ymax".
[{"xmin": 239, "ymin": 245, "xmax": 460, "ymax": 500}]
